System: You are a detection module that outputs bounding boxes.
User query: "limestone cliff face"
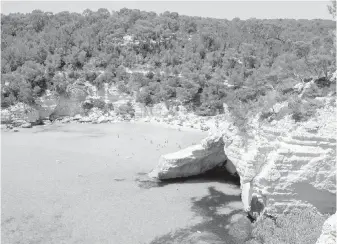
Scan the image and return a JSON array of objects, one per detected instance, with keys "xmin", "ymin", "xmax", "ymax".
[
  {"xmin": 1, "ymin": 82, "xmax": 136, "ymax": 126},
  {"xmin": 224, "ymin": 103, "xmax": 336, "ymax": 215},
  {"xmin": 315, "ymin": 213, "xmax": 336, "ymax": 244},
  {"xmin": 138, "ymin": 94, "xmax": 336, "ymax": 216},
  {"xmin": 149, "ymin": 134, "xmax": 227, "ymax": 179}
]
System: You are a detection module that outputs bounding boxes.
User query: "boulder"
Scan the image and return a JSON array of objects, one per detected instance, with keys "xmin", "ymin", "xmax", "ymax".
[
  {"xmin": 201, "ymin": 124, "xmax": 210, "ymax": 131},
  {"xmin": 21, "ymin": 122, "xmax": 32, "ymax": 128},
  {"xmin": 61, "ymin": 117, "xmax": 72, "ymax": 123},
  {"xmin": 149, "ymin": 134, "xmax": 227, "ymax": 180},
  {"xmin": 97, "ymin": 116, "xmax": 109, "ymax": 123},
  {"xmin": 88, "ymin": 107, "xmax": 104, "ymax": 120},
  {"xmin": 12, "ymin": 119, "xmax": 27, "ymax": 127},
  {"xmin": 294, "ymin": 82, "xmax": 304, "ymax": 93},
  {"xmin": 42, "ymin": 120, "xmax": 52, "ymax": 126},
  {"xmin": 316, "ymin": 213, "xmax": 336, "ymax": 244}
]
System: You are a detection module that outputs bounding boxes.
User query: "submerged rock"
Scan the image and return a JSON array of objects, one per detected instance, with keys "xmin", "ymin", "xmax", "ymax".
[{"xmin": 149, "ymin": 134, "xmax": 227, "ymax": 180}]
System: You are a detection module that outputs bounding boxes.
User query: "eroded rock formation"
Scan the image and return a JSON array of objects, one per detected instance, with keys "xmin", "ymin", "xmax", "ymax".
[
  {"xmin": 149, "ymin": 134, "xmax": 227, "ymax": 179},
  {"xmin": 224, "ymin": 103, "xmax": 336, "ymax": 215},
  {"xmin": 315, "ymin": 213, "xmax": 336, "ymax": 244},
  {"xmin": 149, "ymin": 99, "xmax": 336, "ymax": 217}
]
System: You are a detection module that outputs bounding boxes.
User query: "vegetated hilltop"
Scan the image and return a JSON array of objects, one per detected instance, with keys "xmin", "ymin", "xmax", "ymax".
[{"xmin": 1, "ymin": 8, "xmax": 336, "ymax": 126}]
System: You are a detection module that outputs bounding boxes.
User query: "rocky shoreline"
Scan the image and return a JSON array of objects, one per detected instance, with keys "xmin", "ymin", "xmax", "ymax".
[{"xmin": 1, "ymin": 102, "xmax": 224, "ymax": 133}]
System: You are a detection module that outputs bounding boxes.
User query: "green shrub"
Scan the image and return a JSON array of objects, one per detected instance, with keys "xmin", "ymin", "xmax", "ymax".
[
  {"xmin": 85, "ymin": 71, "xmax": 98, "ymax": 83},
  {"xmin": 195, "ymin": 104, "xmax": 217, "ymax": 116},
  {"xmin": 81, "ymin": 100, "xmax": 94, "ymax": 110},
  {"xmin": 117, "ymin": 82, "xmax": 129, "ymax": 94},
  {"xmin": 92, "ymin": 98, "xmax": 106, "ymax": 110},
  {"xmin": 302, "ymin": 83, "xmax": 323, "ymax": 98},
  {"xmin": 1, "ymin": 93, "xmax": 17, "ymax": 108},
  {"xmin": 116, "ymin": 102, "xmax": 135, "ymax": 118},
  {"xmin": 228, "ymin": 214, "xmax": 253, "ymax": 243},
  {"xmin": 314, "ymin": 77, "xmax": 331, "ymax": 88},
  {"xmin": 235, "ymin": 87, "xmax": 262, "ymax": 103},
  {"xmin": 288, "ymin": 97, "xmax": 323, "ymax": 122},
  {"xmin": 105, "ymin": 102, "xmax": 114, "ymax": 111},
  {"xmin": 81, "ymin": 98, "xmax": 106, "ymax": 111},
  {"xmin": 246, "ymin": 208, "xmax": 328, "ymax": 244},
  {"xmin": 68, "ymin": 70, "xmax": 80, "ymax": 79},
  {"xmin": 259, "ymin": 111, "xmax": 275, "ymax": 121},
  {"xmin": 136, "ymin": 88, "xmax": 153, "ymax": 106}
]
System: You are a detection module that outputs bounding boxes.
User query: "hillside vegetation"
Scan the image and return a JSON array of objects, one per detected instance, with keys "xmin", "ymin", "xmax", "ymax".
[{"xmin": 1, "ymin": 8, "xmax": 336, "ymax": 126}]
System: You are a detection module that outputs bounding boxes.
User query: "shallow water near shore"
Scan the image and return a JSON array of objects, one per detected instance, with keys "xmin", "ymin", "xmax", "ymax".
[{"xmin": 1, "ymin": 122, "xmax": 246, "ymax": 244}]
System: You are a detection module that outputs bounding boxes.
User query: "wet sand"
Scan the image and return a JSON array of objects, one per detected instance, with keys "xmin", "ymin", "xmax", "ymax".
[{"xmin": 1, "ymin": 122, "xmax": 245, "ymax": 244}]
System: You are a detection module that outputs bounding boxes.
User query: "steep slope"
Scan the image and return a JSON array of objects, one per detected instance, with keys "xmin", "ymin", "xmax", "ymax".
[{"xmin": 225, "ymin": 102, "xmax": 336, "ymax": 215}]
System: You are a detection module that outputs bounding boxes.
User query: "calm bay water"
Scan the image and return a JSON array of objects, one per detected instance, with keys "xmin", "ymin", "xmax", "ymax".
[{"xmin": 1, "ymin": 122, "xmax": 245, "ymax": 244}]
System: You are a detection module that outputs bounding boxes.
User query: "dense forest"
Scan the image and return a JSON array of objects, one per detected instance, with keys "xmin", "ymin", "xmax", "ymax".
[{"xmin": 1, "ymin": 7, "xmax": 336, "ymax": 124}]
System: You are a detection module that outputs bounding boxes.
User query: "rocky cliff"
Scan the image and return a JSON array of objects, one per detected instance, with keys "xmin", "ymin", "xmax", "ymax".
[
  {"xmin": 149, "ymin": 134, "xmax": 227, "ymax": 179},
  {"xmin": 148, "ymin": 94, "xmax": 336, "ymax": 218},
  {"xmin": 315, "ymin": 213, "xmax": 336, "ymax": 244},
  {"xmin": 1, "ymin": 82, "xmax": 136, "ymax": 127},
  {"xmin": 224, "ymin": 100, "xmax": 336, "ymax": 216}
]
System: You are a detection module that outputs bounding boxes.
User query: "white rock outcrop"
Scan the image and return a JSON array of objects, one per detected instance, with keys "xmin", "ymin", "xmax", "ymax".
[
  {"xmin": 146, "ymin": 98, "xmax": 335, "ymax": 216},
  {"xmin": 1, "ymin": 103, "xmax": 41, "ymax": 126},
  {"xmin": 149, "ymin": 134, "xmax": 227, "ymax": 179},
  {"xmin": 224, "ymin": 104, "xmax": 336, "ymax": 215},
  {"xmin": 316, "ymin": 213, "xmax": 336, "ymax": 244}
]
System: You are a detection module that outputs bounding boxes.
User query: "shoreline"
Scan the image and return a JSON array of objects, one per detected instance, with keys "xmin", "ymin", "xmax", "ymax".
[{"xmin": 1, "ymin": 113, "xmax": 218, "ymax": 134}]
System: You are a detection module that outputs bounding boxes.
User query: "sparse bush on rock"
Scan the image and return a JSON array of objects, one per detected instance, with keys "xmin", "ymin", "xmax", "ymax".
[
  {"xmin": 81, "ymin": 100, "xmax": 94, "ymax": 110},
  {"xmin": 82, "ymin": 98, "xmax": 106, "ymax": 111},
  {"xmin": 288, "ymin": 97, "xmax": 324, "ymax": 122},
  {"xmin": 246, "ymin": 208, "xmax": 328, "ymax": 244}
]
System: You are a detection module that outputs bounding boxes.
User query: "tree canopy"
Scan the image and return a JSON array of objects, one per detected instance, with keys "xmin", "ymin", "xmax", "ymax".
[{"xmin": 1, "ymin": 8, "xmax": 335, "ymax": 120}]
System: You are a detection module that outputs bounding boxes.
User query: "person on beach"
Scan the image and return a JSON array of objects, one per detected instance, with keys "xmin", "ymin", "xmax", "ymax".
[{"xmin": 247, "ymin": 193, "xmax": 265, "ymax": 222}]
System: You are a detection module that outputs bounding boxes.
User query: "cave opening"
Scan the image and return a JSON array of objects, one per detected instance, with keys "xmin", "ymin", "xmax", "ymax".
[
  {"xmin": 136, "ymin": 160, "xmax": 240, "ymax": 189},
  {"xmin": 159, "ymin": 160, "xmax": 240, "ymax": 186}
]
